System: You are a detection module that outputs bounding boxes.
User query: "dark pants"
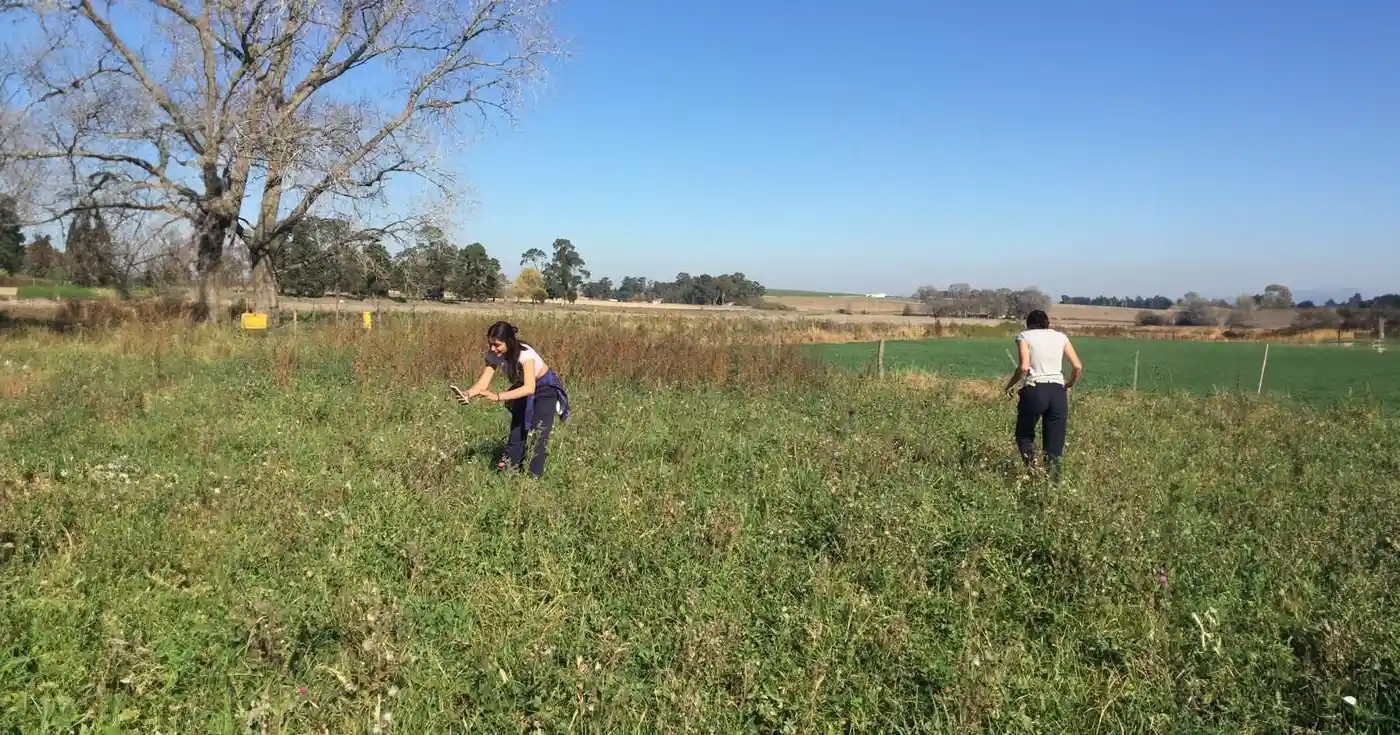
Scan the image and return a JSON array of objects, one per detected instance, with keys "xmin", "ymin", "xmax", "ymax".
[
  {"xmin": 1016, "ymin": 382, "xmax": 1068, "ymax": 476},
  {"xmin": 503, "ymin": 387, "xmax": 559, "ymax": 477}
]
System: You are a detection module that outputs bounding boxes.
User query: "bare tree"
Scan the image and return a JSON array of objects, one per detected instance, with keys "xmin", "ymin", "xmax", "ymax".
[
  {"xmin": 1, "ymin": 0, "xmax": 561, "ymax": 320},
  {"xmin": 103, "ymin": 208, "xmax": 184, "ymax": 296}
]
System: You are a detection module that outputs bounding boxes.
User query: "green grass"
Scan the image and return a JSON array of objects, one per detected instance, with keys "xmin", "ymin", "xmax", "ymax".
[
  {"xmin": 817, "ymin": 337, "xmax": 1400, "ymax": 408},
  {"xmin": 3, "ymin": 323, "xmax": 1400, "ymax": 732}
]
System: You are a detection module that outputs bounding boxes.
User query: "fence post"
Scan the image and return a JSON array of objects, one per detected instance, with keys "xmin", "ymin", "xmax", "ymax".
[
  {"xmin": 878, "ymin": 339, "xmax": 886, "ymax": 379},
  {"xmin": 1133, "ymin": 350, "xmax": 1139, "ymax": 391},
  {"xmin": 1257, "ymin": 343, "xmax": 1270, "ymax": 395}
]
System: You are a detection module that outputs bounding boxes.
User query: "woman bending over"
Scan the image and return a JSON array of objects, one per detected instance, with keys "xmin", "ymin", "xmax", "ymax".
[
  {"xmin": 1003, "ymin": 309, "xmax": 1082, "ymax": 480},
  {"xmin": 461, "ymin": 321, "xmax": 570, "ymax": 477}
]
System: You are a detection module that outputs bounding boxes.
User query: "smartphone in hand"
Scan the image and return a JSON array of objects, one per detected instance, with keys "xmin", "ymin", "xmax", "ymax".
[{"xmin": 449, "ymin": 385, "xmax": 469, "ymax": 404}]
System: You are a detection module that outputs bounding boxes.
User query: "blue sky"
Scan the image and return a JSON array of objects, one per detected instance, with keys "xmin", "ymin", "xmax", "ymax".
[{"xmin": 449, "ymin": 0, "xmax": 1399, "ymax": 299}]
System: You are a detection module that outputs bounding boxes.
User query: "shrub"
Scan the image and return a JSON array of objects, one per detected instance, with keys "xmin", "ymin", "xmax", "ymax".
[
  {"xmin": 1174, "ymin": 301, "xmax": 1218, "ymax": 327},
  {"xmin": 1136, "ymin": 310, "xmax": 1169, "ymax": 326},
  {"xmin": 1292, "ymin": 308, "xmax": 1341, "ymax": 332}
]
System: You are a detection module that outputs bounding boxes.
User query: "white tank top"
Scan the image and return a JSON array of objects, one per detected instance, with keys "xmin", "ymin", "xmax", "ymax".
[
  {"xmin": 1016, "ymin": 329, "xmax": 1068, "ymax": 386},
  {"xmin": 516, "ymin": 346, "xmax": 547, "ymax": 379}
]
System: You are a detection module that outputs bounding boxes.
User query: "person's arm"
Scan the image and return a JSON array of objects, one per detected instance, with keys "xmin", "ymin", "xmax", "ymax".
[
  {"xmin": 465, "ymin": 365, "xmax": 495, "ymax": 398},
  {"xmin": 491, "ymin": 357, "xmax": 538, "ymax": 401},
  {"xmin": 1063, "ymin": 339, "xmax": 1083, "ymax": 391},
  {"xmin": 1003, "ymin": 338, "xmax": 1031, "ymax": 395}
]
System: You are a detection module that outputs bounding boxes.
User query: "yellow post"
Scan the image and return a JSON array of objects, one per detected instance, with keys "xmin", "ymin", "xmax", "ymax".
[{"xmin": 362, "ymin": 311, "xmax": 373, "ymax": 329}]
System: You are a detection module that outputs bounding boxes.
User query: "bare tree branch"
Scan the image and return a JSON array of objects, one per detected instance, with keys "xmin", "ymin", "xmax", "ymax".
[{"xmin": 1, "ymin": 0, "xmax": 563, "ymax": 318}]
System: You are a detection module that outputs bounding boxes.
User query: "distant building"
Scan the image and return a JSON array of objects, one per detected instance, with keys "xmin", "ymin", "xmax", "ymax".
[{"xmin": 865, "ymin": 293, "xmax": 887, "ymax": 299}]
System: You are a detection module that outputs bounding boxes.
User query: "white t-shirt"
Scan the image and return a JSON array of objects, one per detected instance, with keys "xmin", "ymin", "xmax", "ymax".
[
  {"xmin": 486, "ymin": 344, "xmax": 548, "ymax": 382},
  {"xmin": 1015, "ymin": 329, "xmax": 1068, "ymax": 386},
  {"xmin": 516, "ymin": 346, "xmax": 547, "ymax": 378}
]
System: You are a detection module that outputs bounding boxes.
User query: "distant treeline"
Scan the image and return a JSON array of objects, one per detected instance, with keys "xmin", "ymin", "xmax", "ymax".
[{"xmin": 1060, "ymin": 295, "xmax": 1175, "ymax": 310}]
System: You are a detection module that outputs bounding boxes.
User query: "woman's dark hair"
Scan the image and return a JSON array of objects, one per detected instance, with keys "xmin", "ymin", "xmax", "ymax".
[
  {"xmin": 1026, "ymin": 309, "xmax": 1050, "ymax": 330},
  {"xmin": 487, "ymin": 321, "xmax": 522, "ymax": 378}
]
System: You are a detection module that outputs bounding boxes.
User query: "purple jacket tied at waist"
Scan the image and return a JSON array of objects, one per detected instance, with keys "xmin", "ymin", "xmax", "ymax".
[{"xmin": 511, "ymin": 369, "xmax": 570, "ymax": 432}]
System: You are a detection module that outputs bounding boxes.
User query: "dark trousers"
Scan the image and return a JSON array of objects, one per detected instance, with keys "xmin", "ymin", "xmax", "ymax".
[
  {"xmin": 1016, "ymin": 382, "xmax": 1068, "ymax": 474},
  {"xmin": 503, "ymin": 387, "xmax": 558, "ymax": 477}
]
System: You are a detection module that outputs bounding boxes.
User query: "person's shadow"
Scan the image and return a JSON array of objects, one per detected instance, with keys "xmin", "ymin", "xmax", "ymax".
[{"xmin": 459, "ymin": 438, "xmax": 506, "ymax": 469}]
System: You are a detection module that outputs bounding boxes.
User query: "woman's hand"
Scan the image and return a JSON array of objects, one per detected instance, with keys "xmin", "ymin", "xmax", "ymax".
[{"xmin": 483, "ymin": 391, "xmax": 502, "ymax": 403}]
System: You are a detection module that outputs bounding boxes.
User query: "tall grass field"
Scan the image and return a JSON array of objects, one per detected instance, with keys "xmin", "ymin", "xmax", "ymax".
[
  {"xmin": 817, "ymin": 337, "xmax": 1400, "ymax": 408},
  {"xmin": 2, "ymin": 316, "xmax": 1399, "ymax": 732}
]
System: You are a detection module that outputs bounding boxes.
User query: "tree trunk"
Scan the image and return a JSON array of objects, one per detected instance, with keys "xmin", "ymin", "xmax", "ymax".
[
  {"xmin": 248, "ymin": 151, "xmax": 289, "ymax": 324},
  {"xmin": 248, "ymin": 246, "xmax": 280, "ymax": 322},
  {"xmin": 194, "ymin": 211, "xmax": 233, "ymax": 323}
]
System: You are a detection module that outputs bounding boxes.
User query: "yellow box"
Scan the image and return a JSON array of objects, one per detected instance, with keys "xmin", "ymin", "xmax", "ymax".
[
  {"xmin": 362, "ymin": 311, "xmax": 373, "ymax": 329},
  {"xmin": 240, "ymin": 312, "xmax": 268, "ymax": 330}
]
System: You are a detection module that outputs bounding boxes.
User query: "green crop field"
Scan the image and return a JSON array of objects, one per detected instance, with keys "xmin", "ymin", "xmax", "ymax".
[
  {"xmin": 2, "ymin": 316, "xmax": 1399, "ymax": 732},
  {"xmin": 816, "ymin": 337, "xmax": 1400, "ymax": 408},
  {"xmin": 16, "ymin": 283, "xmax": 107, "ymax": 300}
]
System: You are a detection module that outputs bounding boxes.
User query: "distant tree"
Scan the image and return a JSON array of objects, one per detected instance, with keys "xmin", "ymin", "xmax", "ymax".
[
  {"xmin": 648, "ymin": 272, "xmax": 765, "ymax": 306},
  {"xmin": 1292, "ymin": 308, "xmax": 1341, "ymax": 331},
  {"xmin": 1324, "ymin": 298, "xmax": 1338, "ymax": 307},
  {"xmin": 394, "ymin": 226, "xmax": 456, "ymax": 300},
  {"xmin": 542, "ymin": 238, "xmax": 588, "ymax": 302},
  {"xmin": 1065, "ymin": 294, "xmax": 1176, "ymax": 309},
  {"xmin": 1175, "ymin": 293, "xmax": 1218, "ymax": 327},
  {"xmin": 1259, "ymin": 284, "xmax": 1295, "ymax": 309},
  {"xmin": 20, "ymin": 235, "xmax": 62, "ymax": 280},
  {"xmin": 1136, "ymin": 310, "xmax": 1170, "ymax": 327},
  {"xmin": 278, "ymin": 223, "xmax": 332, "ymax": 297},
  {"xmin": 513, "ymin": 267, "xmax": 547, "ymax": 302},
  {"xmin": 140, "ymin": 234, "xmax": 193, "ymax": 289},
  {"xmin": 0, "ymin": 195, "xmax": 24, "ymax": 275},
  {"xmin": 914, "ymin": 285, "xmax": 941, "ymax": 304},
  {"xmin": 615, "ymin": 276, "xmax": 650, "ymax": 302},
  {"xmin": 275, "ymin": 216, "xmax": 362, "ymax": 297},
  {"xmin": 360, "ymin": 242, "xmax": 394, "ymax": 298},
  {"xmin": 1225, "ymin": 309, "xmax": 1253, "ymax": 328},
  {"xmin": 1297, "ymin": 300, "xmax": 1316, "ymax": 309},
  {"xmin": 449, "ymin": 243, "xmax": 503, "ymax": 301},
  {"xmin": 520, "ymin": 248, "xmax": 548, "ymax": 270},
  {"xmin": 66, "ymin": 208, "xmax": 117, "ymax": 287},
  {"xmin": 1225, "ymin": 294, "xmax": 1257, "ymax": 328},
  {"xmin": 1010, "ymin": 287, "xmax": 1051, "ymax": 319},
  {"xmin": 582, "ymin": 277, "xmax": 614, "ymax": 300}
]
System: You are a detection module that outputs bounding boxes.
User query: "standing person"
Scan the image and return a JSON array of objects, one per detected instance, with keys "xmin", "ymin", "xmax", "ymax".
[
  {"xmin": 1003, "ymin": 309, "xmax": 1082, "ymax": 480},
  {"xmin": 459, "ymin": 321, "xmax": 570, "ymax": 477}
]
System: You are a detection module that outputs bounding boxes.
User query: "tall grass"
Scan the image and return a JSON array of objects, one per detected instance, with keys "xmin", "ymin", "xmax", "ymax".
[{"xmin": 3, "ymin": 319, "xmax": 1400, "ymax": 732}]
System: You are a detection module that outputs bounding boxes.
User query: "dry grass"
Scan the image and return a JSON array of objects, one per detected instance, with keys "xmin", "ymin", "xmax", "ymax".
[
  {"xmin": 0, "ymin": 294, "xmax": 1340, "ymax": 348},
  {"xmin": 767, "ymin": 294, "xmax": 921, "ymax": 316}
]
